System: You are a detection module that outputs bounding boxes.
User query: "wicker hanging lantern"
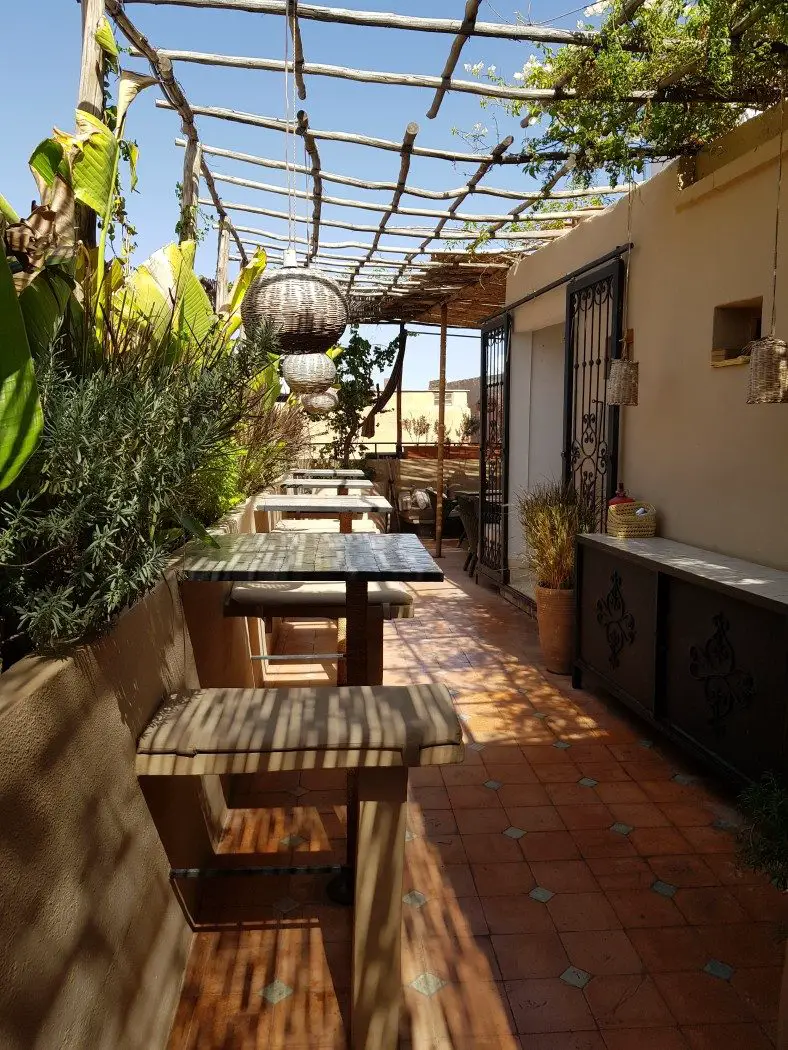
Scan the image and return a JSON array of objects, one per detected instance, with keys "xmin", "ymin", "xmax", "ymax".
[
  {"xmin": 241, "ymin": 249, "xmax": 348, "ymax": 354},
  {"xmin": 301, "ymin": 389, "xmax": 339, "ymax": 417},
  {"xmin": 608, "ymin": 358, "xmax": 639, "ymax": 406},
  {"xmin": 747, "ymin": 337, "xmax": 788, "ymax": 403},
  {"xmin": 282, "ymin": 352, "xmax": 336, "ymax": 394}
]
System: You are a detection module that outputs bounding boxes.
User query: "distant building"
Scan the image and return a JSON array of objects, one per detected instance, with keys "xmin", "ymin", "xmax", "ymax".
[{"xmin": 429, "ymin": 377, "xmax": 481, "ymax": 419}]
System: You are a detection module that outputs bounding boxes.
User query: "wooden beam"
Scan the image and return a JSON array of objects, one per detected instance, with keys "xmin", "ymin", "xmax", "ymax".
[
  {"xmin": 150, "ymin": 55, "xmax": 762, "ymax": 106},
  {"xmin": 123, "ymin": 0, "xmax": 604, "ymax": 46},
  {"xmin": 105, "ymin": 0, "xmax": 249, "ymax": 264},
  {"xmin": 232, "ymin": 225, "xmax": 516, "ymax": 257},
  {"xmin": 239, "ymin": 240, "xmax": 509, "ymax": 270},
  {"xmin": 215, "ymin": 219, "xmax": 230, "ymax": 307},
  {"xmin": 77, "ymin": 0, "xmax": 105, "ymax": 245},
  {"xmin": 287, "ymin": 0, "xmax": 307, "ymax": 100},
  {"xmin": 202, "ymin": 197, "xmax": 564, "ymax": 239},
  {"xmin": 434, "ymin": 302, "xmax": 448, "ymax": 558},
  {"xmin": 548, "ymin": 0, "xmax": 648, "ymax": 97},
  {"xmin": 179, "ymin": 140, "xmax": 202, "ymax": 241},
  {"xmin": 177, "ymin": 139, "xmax": 635, "ymax": 202},
  {"xmin": 474, "ymin": 161, "xmax": 572, "ymax": 246},
  {"xmin": 206, "ymin": 169, "xmax": 600, "ymax": 222},
  {"xmin": 296, "ymin": 110, "xmax": 322, "ymax": 259},
  {"xmin": 426, "ymin": 0, "xmax": 480, "ymax": 120}
]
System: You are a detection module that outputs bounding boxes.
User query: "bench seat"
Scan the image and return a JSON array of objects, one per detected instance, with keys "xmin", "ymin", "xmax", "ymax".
[
  {"xmin": 273, "ymin": 518, "xmax": 380, "ymax": 533},
  {"xmin": 226, "ymin": 580, "xmax": 414, "ymax": 620},
  {"xmin": 137, "ymin": 684, "xmax": 463, "ymax": 775}
]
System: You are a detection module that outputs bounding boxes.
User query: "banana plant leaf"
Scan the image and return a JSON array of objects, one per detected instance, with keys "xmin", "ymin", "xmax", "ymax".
[
  {"xmin": 221, "ymin": 247, "xmax": 267, "ymax": 336},
  {"xmin": 18, "ymin": 267, "xmax": 74, "ymax": 358},
  {"xmin": 0, "ymin": 250, "xmax": 43, "ymax": 489}
]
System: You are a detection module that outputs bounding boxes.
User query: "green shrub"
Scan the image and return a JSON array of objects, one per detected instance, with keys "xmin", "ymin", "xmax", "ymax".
[
  {"xmin": 737, "ymin": 773, "xmax": 788, "ymax": 891},
  {"xmin": 517, "ymin": 481, "xmax": 595, "ymax": 590},
  {"xmin": 0, "ymin": 319, "xmax": 279, "ymax": 658}
]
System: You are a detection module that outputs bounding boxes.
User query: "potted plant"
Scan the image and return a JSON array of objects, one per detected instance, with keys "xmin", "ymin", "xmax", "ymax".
[
  {"xmin": 737, "ymin": 774, "xmax": 788, "ymax": 1049},
  {"xmin": 517, "ymin": 481, "xmax": 595, "ymax": 675}
]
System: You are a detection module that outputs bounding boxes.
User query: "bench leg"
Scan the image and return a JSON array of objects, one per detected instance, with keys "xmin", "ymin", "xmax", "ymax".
[
  {"xmin": 339, "ymin": 511, "xmax": 353, "ymax": 534},
  {"xmin": 351, "ymin": 766, "xmax": 408, "ymax": 1050}
]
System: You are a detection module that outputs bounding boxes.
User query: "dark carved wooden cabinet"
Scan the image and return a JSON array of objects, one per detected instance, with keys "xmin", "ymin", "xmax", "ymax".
[{"xmin": 575, "ymin": 535, "xmax": 788, "ymax": 782}]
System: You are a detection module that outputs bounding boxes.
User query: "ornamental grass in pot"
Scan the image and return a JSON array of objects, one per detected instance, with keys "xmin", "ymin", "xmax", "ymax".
[{"xmin": 518, "ymin": 482, "xmax": 595, "ymax": 675}]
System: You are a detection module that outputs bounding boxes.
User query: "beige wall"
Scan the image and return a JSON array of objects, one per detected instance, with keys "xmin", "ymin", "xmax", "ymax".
[{"xmin": 506, "ymin": 111, "xmax": 788, "ymax": 570}]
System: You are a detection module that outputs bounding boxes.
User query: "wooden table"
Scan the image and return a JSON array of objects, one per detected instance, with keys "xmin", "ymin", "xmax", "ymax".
[
  {"xmin": 291, "ymin": 468, "xmax": 366, "ymax": 478},
  {"xmin": 281, "ymin": 476, "xmax": 375, "ymax": 496},
  {"xmin": 257, "ymin": 493, "xmax": 393, "ymax": 534}
]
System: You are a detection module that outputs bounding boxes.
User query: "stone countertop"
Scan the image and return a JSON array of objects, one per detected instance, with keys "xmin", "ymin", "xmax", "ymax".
[
  {"xmin": 580, "ymin": 533, "xmax": 788, "ymax": 610},
  {"xmin": 181, "ymin": 532, "xmax": 444, "ymax": 582},
  {"xmin": 257, "ymin": 494, "xmax": 393, "ymax": 514}
]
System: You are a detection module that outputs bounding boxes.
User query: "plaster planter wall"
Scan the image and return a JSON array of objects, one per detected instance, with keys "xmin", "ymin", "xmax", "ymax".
[{"xmin": 0, "ymin": 573, "xmax": 196, "ymax": 1050}]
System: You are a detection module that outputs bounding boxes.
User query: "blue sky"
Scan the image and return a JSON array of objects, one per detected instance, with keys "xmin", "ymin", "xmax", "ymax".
[{"xmin": 2, "ymin": 0, "xmax": 597, "ymax": 386}]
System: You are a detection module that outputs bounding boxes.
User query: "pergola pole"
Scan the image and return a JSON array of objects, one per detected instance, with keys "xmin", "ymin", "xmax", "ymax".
[
  {"xmin": 179, "ymin": 140, "xmax": 203, "ymax": 242},
  {"xmin": 434, "ymin": 302, "xmax": 448, "ymax": 558},
  {"xmin": 77, "ymin": 0, "xmax": 105, "ymax": 246},
  {"xmin": 396, "ymin": 323, "xmax": 404, "ymax": 456},
  {"xmin": 215, "ymin": 219, "xmax": 230, "ymax": 308}
]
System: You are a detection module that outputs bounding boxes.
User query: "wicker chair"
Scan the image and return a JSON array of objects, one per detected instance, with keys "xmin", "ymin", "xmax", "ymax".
[
  {"xmin": 455, "ymin": 493, "xmax": 479, "ymax": 575},
  {"xmin": 426, "ymin": 488, "xmax": 462, "ymax": 540}
]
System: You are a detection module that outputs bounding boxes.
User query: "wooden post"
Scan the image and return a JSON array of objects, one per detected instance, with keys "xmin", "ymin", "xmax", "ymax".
[
  {"xmin": 396, "ymin": 322, "xmax": 404, "ymax": 455},
  {"xmin": 179, "ymin": 138, "xmax": 203, "ymax": 242},
  {"xmin": 434, "ymin": 302, "xmax": 448, "ymax": 558},
  {"xmin": 76, "ymin": 0, "xmax": 105, "ymax": 247},
  {"xmin": 215, "ymin": 219, "xmax": 230, "ymax": 309}
]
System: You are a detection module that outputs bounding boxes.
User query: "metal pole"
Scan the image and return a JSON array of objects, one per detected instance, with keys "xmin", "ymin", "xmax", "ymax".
[
  {"xmin": 435, "ymin": 302, "xmax": 448, "ymax": 558},
  {"xmin": 76, "ymin": 0, "xmax": 105, "ymax": 247}
]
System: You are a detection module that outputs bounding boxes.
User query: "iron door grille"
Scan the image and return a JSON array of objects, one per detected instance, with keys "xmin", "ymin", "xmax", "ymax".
[
  {"xmin": 563, "ymin": 259, "xmax": 624, "ymax": 531},
  {"xmin": 479, "ymin": 314, "xmax": 511, "ymax": 584}
]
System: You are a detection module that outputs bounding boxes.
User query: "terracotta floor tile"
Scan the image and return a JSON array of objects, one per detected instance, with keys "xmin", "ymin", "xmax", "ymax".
[
  {"xmin": 651, "ymin": 972, "xmax": 751, "ymax": 1025},
  {"xmin": 419, "ymin": 809, "xmax": 460, "ymax": 836},
  {"xmin": 505, "ymin": 977, "xmax": 597, "ymax": 1033},
  {"xmin": 681, "ymin": 1022, "xmax": 776, "ymax": 1049},
  {"xmin": 529, "ymin": 860, "xmax": 600, "ymax": 893},
  {"xmin": 607, "ymin": 802, "xmax": 671, "ymax": 829},
  {"xmin": 696, "ymin": 923, "xmax": 784, "ymax": 969},
  {"xmin": 572, "ymin": 830, "xmax": 638, "ymax": 860},
  {"xmin": 640, "ymin": 781, "xmax": 702, "ymax": 804},
  {"xmin": 402, "ymin": 980, "xmax": 517, "ymax": 1045},
  {"xmin": 483, "ymin": 744, "xmax": 533, "ymax": 764},
  {"xmin": 658, "ymin": 803, "xmax": 714, "ymax": 827},
  {"xmin": 601, "ymin": 1028, "xmax": 690, "ymax": 1049},
  {"xmin": 629, "ymin": 828, "xmax": 693, "ymax": 857},
  {"xmin": 523, "ymin": 745, "xmax": 577, "ymax": 766},
  {"xmin": 483, "ymin": 761, "xmax": 541, "ymax": 784},
  {"xmin": 556, "ymin": 803, "xmax": 617, "ymax": 831},
  {"xmin": 730, "ymin": 966, "xmax": 782, "ymax": 1022},
  {"xmin": 455, "ymin": 807, "xmax": 511, "ymax": 835},
  {"xmin": 561, "ymin": 930, "xmax": 643, "ymax": 976},
  {"xmin": 595, "ymin": 782, "xmax": 649, "ymax": 804},
  {"xmin": 498, "ymin": 783, "xmax": 553, "ymax": 807},
  {"xmin": 589, "ymin": 856, "xmax": 654, "ymax": 891},
  {"xmin": 413, "ymin": 833, "xmax": 468, "ymax": 866},
  {"xmin": 702, "ymin": 852, "xmax": 765, "ymax": 886},
  {"xmin": 606, "ymin": 889, "xmax": 686, "ymax": 928},
  {"xmin": 462, "ymin": 832, "xmax": 530, "ymax": 864},
  {"xmin": 402, "ymin": 933, "xmax": 502, "ymax": 985},
  {"xmin": 575, "ymin": 762, "xmax": 631, "ymax": 782},
  {"xmin": 584, "ymin": 974, "xmax": 675, "ymax": 1029},
  {"xmin": 673, "ymin": 887, "xmax": 750, "ymax": 926},
  {"xmin": 448, "ymin": 784, "xmax": 505, "ymax": 810},
  {"xmin": 521, "ymin": 1035, "xmax": 606, "ymax": 1050},
  {"xmin": 731, "ymin": 883, "xmax": 788, "ymax": 923},
  {"xmin": 536, "ymin": 764, "xmax": 586, "ymax": 783},
  {"xmin": 620, "ymin": 761, "xmax": 675, "ymax": 782},
  {"xmin": 505, "ymin": 806, "xmax": 567, "ymax": 833},
  {"xmin": 679, "ymin": 826, "xmax": 735, "ymax": 855},
  {"xmin": 411, "ymin": 785, "xmax": 453, "ymax": 809},
  {"xmin": 441, "ymin": 764, "xmax": 490, "ymax": 786},
  {"xmin": 492, "ymin": 931, "xmax": 570, "ymax": 979},
  {"xmin": 482, "ymin": 894, "xmax": 558, "ymax": 935},
  {"xmin": 626, "ymin": 927, "xmax": 708, "ymax": 973},
  {"xmin": 647, "ymin": 855, "xmax": 720, "ymax": 889},
  {"xmin": 472, "ymin": 861, "xmax": 536, "ymax": 897},
  {"xmin": 404, "ymin": 895, "xmax": 489, "ymax": 939},
  {"xmin": 547, "ymin": 892, "xmax": 622, "ymax": 932},
  {"xmin": 410, "ymin": 766, "xmax": 445, "ymax": 786},
  {"xmin": 520, "ymin": 831, "xmax": 582, "ymax": 862},
  {"xmin": 545, "ymin": 782, "xmax": 603, "ymax": 806}
]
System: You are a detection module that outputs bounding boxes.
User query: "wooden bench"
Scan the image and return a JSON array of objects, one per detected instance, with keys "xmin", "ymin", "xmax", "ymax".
[{"xmin": 137, "ymin": 684, "xmax": 464, "ymax": 1050}]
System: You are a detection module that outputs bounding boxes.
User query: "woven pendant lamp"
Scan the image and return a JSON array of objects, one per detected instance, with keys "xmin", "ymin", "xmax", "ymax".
[
  {"xmin": 747, "ymin": 84, "xmax": 787, "ymax": 403},
  {"xmin": 282, "ymin": 352, "xmax": 337, "ymax": 394},
  {"xmin": 242, "ymin": 249, "xmax": 348, "ymax": 354},
  {"xmin": 301, "ymin": 388, "xmax": 339, "ymax": 417},
  {"xmin": 608, "ymin": 358, "xmax": 639, "ymax": 406}
]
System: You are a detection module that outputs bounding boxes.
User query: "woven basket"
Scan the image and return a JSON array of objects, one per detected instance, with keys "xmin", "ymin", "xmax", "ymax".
[
  {"xmin": 241, "ymin": 262, "xmax": 348, "ymax": 354},
  {"xmin": 282, "ymin": 353, "xmax": 336, "ymax": 394},
  {"xmin": 607, "ymin": 359, "xmax": 639, "ymax": 406},
  {"xmin": 607, "ymin": 501, "xmax": 657, "ymax": 539},
  {"xmin": 746, "ymin": 336, "xmax": 788, "ymax": 404},
  {"xmin": 301, "ymin": 389, "xmax": 339, "ymax": 417}
]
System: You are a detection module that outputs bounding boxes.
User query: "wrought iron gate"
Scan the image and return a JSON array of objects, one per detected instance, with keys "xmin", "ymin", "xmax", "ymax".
[
  {"xmin": 563, "ymin": 259, "xmax": 625, "ymax": 530},
  {"xmin": 478, "ymin": 314, "xmax": 511, "ymax": 584}
]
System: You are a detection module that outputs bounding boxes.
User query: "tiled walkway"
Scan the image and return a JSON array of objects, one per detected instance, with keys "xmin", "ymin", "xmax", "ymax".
[{"xmin": 168, "ymin": 546, "xmax": 785, "ymax": 1049}]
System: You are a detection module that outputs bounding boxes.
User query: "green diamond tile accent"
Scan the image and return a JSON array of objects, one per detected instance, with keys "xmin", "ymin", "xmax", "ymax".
[
  {"xmin": 409, "ymin": 972, "xmax": 447, "ymax": 997},
  {"xmin": 260, "ymin": 979, "xmax": 293, "ymax": 1005},
  {"xmin": 560, "ymin": 966, "xmax": 591, "ymax": 989},
  {"xmin": 611, "ymin": 822, "xmax": 633, "ymax": 836},
  {"xmin": 672, "ymin": 773, "xmax": 697, "ymax": 785},
  {"xmin": 503, "ymin": 826, "xmax": 526, "ymax": 840},
  {"xmin": 553, "ymin": 740, "xmax": 571, "ymax": 750},
  {"xmin": 639, "ymin": 739, "xmax": 654, "ymax": 749},
  {"xmin": 529, "ymin": 886, "xmax": 554, "ymax": 903},
  {"xmin": 403, "ymin": 890, "xmax": 428, "ymax": 908},
  {"xmin": 704, "ymin": 959, "xmax": 734, "ymax": 981},
  {"xmin": 578, "ymin": 777, "xmax": 598, "ymax": 788},
  {"xmin": 279, "ymin": 834, "xmax": 305, "ymax": 849},
  {"xmin": 651, "ymin": 880, "xmax": 677, "ymax": 898},
  {"xmin": 712, "ymin": 818, "xmax": 738, "ymax": 831},
  {"xmin": 484, "ymin": 779, "xmax": 503, "ymax": 791}
]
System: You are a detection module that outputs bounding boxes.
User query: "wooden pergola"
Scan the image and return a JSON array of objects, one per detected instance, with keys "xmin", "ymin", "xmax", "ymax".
[{"xmin": 78, "ymin": 0, "xmax": 778, "ymax": 555}]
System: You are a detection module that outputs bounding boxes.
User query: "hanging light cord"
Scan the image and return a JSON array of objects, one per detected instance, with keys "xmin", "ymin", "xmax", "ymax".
[
  {"xmin": 768, "ymin": 73, "xmax": 786, "ymax": 338},
  {"xmin": 620, "ymin": 174, "xmax": 634, "ymax": 360}
]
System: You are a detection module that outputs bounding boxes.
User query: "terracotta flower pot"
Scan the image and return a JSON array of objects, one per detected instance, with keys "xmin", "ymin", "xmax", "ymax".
[{"xmin": 535, "ymin": 585, "xmax": 575, "ymax": 675}]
